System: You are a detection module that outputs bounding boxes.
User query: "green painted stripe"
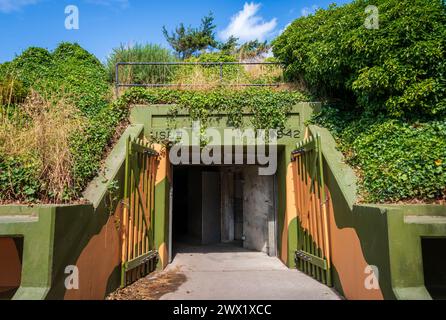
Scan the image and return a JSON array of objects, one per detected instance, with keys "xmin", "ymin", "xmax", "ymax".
[
  {"xmin": 124, "ymin": 250, "xmax": 158, "ymax": 271},
  {"xmin": 295, "ymin": 250, "xmax": 328, "ymax": 270}
]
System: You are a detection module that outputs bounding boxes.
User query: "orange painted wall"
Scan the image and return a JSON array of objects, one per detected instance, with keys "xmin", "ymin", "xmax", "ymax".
[
  {"xmin": 281, "ymin": 162, "xmax": 299, "ymax": 265},
  {"xmin": 64, "ymin": 207, "xmax": 121, "ymax": 300},
  {"xmin": 326, "ymin": 189, "xmax": 384, "ymax": 300},
  {"xmin": 0, "ymin": 238, "xmax": 22, "ymax": 291}
]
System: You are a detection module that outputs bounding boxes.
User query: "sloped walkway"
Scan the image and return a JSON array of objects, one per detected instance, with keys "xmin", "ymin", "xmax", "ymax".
[
  {"xmin": 108, "ymin": 243, "xmax": 340, "ymax": 300},
  {"xmin": 160, "ymin": 243, "xmax": 340, "ymax": 300}
]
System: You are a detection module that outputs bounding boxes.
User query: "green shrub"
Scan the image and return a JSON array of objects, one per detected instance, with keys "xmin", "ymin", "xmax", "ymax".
[
  {"xmin": 3, "ymin": 43, "xmax": 110, "ymax": 116},
  {"xmin": 70, "ymin": 101, "xmax": 128, "ymax": 194},
  {"xmin": 192, "ymin": 52, "xmax": 237, "ymax": 63},
  {"xmin": 0, "ymin": 77, "xmax": 28, "ymax": 105},
  {"xmin": 0, "ymin": 43, "xmax": 114, "ymax": 203},
  {"xmin": 52, "ymin": 43, "xmax": 110, "ymax": 116},
  {"xmin": 9, "ymin": 47, "xmax": 54, "ymax": 88},
  {"xmin": 311, "ymin": 107, "xmax": 446, "ymax": 203},
  {"xmin": 273, "ymin": 0, "xmax": 446, "ymax": 117},
  {"xmin": 0, "ymin": 156, "xmax": 41, "ymax": 203}
]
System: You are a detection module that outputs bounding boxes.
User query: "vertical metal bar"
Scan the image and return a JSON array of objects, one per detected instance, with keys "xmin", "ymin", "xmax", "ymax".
[
  {"xmin": 120, "ymin": 137, "xmax": 130, "ymax": 287},
  {"xmin": 310, "ymin": 148, "xmax": 321, "ymax": 281},
  {"xmin": 317, "ymin": 134, "xmax": 332, "ymax": 286},
  {"xmin": 315, "ymin": 166, "xmax": 326, "ymax": 284},
  {"xmin": 133, "ymin": 154, "xmax": 139, "ymax": 263},
  {"xmin": 297, "ymin": 153, "xmax": 305, "ymax": 272},
  {"xmin": 220, "ymin": 62, "xmax": 223, "ymax": 85},
  {"xmin": 310, "ymin": 166, "xmax": 318, "ymax": 279},
  {"xmin": 151, "ymin": 155, "xmax": 156, "ymax": 250},
  {"xmin": 302, "ymin": 145, "xmax": 310, "ymax": 275},
  {"xmin": 292, "ymin": 158, "xmax": 301, "ymax": 271},
  {"xmin": 311, "ymin": 146, "xmax": 318, "ymax": 279},
  {"xmin": 136, "ymin": 153, "xmax": 142, "ymax": 263},
  {"xmin": 115, "ymin": 63, "xmax": 120, "ymax": 98},
  {"xmin": 143, "ymin": 148, "xmax": 148, "ymax": 256},
  {"xmin": 128, "ymin": 143, "xmax": 136, "ymax": 284},
  {"xmin": 128, "ymin": 146, "xmax": 135, "ymax": 262}
]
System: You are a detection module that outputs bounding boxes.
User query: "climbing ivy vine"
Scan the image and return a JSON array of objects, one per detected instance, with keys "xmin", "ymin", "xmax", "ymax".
[{"xmin": 119, "ymin": 87, "xmax": 309, "ymax": 132}]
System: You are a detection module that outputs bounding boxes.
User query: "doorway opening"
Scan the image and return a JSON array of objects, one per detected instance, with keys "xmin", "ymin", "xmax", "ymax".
[
  {"xmin": 422, "ymin": 237, "xmax": 446, "ymax": 299},
  {"xmin": 171, "ymin": 165, "xmax": 277, "ymax": 260}
]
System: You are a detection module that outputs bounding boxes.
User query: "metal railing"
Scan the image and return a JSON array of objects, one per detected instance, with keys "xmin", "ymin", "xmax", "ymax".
[{"xmin": 114, "ymin": 61, "xmax": 284, "ymax": 95}]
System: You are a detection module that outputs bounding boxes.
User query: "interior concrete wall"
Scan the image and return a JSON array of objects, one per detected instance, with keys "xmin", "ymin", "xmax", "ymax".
[
  {"xmin": 202, "ymin": 172, "xmax": 221, "ymax": 245},
  {"xmin": 243, "ymin": 166, "xmax": 275, "ymax": 255},
  {"xmin": 187, "ymin": 168, "xmax": 202, "ymax": 241},
  {"xmin": 234, "ymin": 172, "xmax": 244, "ymax": 241},
  {"xmin": 220, "ymin": 169, "xmax": 235, "ymax": 242}
]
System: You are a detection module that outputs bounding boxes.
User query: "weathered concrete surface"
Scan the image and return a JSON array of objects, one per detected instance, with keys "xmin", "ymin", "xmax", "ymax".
[
  {"xmin": 160, "ymin": 244, "xmax": 341, "ymax": 300},
  {"xmin": 243, "ymin": 166, "xmax": 273, "ymax": 254}
]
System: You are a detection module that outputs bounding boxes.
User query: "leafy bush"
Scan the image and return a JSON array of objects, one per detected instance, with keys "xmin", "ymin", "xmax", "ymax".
[
  {"xmin": 2, "ymin": 43, "xmax": 110, "ymax": 116},
  {"xmin": 0, "ymin": 77, "xmax": 28, "ymax": 105},
  {"xmin": 273, "ymin": 0, "xmax": 446, "ymax": 117},
  {"xmin": 8, "ymin": 47, "xmax": 54, "ymax": 87},
  {"xmin": 70, "ymin": 100, "xmax": 128, "ymax": 195},
  {"xmin": 0, "ymin": 156, "xmax": 41, "ymax": 203},
  {"xmin": 0, "ymin": 43, "xmax": 116, "ymax": 203},
  {"xmin": 52, "ymin": 43, "xmax": 110, "ymax": 116},
  {"xmin": 311, "ymin": 107, "xmax": 446, "ymax": 203},
  {"xmin": 107, "ymin": 43, "xmax": 177, "ymax": 85}
]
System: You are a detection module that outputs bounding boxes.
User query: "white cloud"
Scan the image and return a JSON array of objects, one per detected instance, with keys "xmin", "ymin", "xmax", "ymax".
[
  {"xmin": 0, "ymin": 0, "xmax": 39, "ymax": 13},
  {"xmin": 279, "ymin": 22, "xmax": 291, "ymax": 35},
  {"xmin": 301, "ymin": 5, "xmax": 319, "ymax": 17},
  {"xmin": 219, "ymin": 2, "xmax": 277, "ymax": 42}
]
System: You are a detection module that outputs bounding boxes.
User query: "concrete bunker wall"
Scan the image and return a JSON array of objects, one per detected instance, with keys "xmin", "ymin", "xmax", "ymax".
[{"xmin": 308, "ymin": 124, "xmax": 446, "ymax": 300}]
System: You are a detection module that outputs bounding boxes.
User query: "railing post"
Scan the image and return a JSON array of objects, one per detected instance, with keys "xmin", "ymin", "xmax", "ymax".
[
  {"xmin": 219, "ymin": 62, "xmax": 223, "ymax": 85},
  {"xmin": 115, "ymin": 63, "xmax": 120, "ymax": 98}
]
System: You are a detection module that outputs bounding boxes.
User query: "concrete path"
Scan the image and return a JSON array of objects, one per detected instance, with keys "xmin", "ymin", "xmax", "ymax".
[{"xmin": 160, "ymin": 244, "xmax": 340, "ymax": 300}]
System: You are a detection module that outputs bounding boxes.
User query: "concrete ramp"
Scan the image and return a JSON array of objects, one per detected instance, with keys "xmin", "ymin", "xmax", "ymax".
[{"xmin": 160, "ymin": 244, "xmax": 340, "ymax": 300}]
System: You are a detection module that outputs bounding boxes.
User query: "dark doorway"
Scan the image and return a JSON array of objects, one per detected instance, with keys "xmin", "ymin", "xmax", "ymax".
[
  {"xmin": 171, "ymin": 165, "xmax": 277, "ymax": 260},
  {"xmin": 422, "ymin": 237, "xmax": 446, "ymax": 299},
  {"xmin": 172, "ymin": 166, "xmax": 222, "ymax": 247}
]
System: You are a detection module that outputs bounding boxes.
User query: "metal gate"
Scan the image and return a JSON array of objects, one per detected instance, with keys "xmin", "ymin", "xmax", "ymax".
[
  {"xmin": 121, "ymin": 137, "xmax": 159, "ymax": 287},
  {"xmin": 291, "ymin": 134, "xmax": 332, "ymax": 286}
]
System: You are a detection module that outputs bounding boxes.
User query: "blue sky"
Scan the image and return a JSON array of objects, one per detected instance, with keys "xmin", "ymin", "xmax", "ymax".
[{"xmin": 0, "ymin": 0, "xmax": 350, "ymax": 63}]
